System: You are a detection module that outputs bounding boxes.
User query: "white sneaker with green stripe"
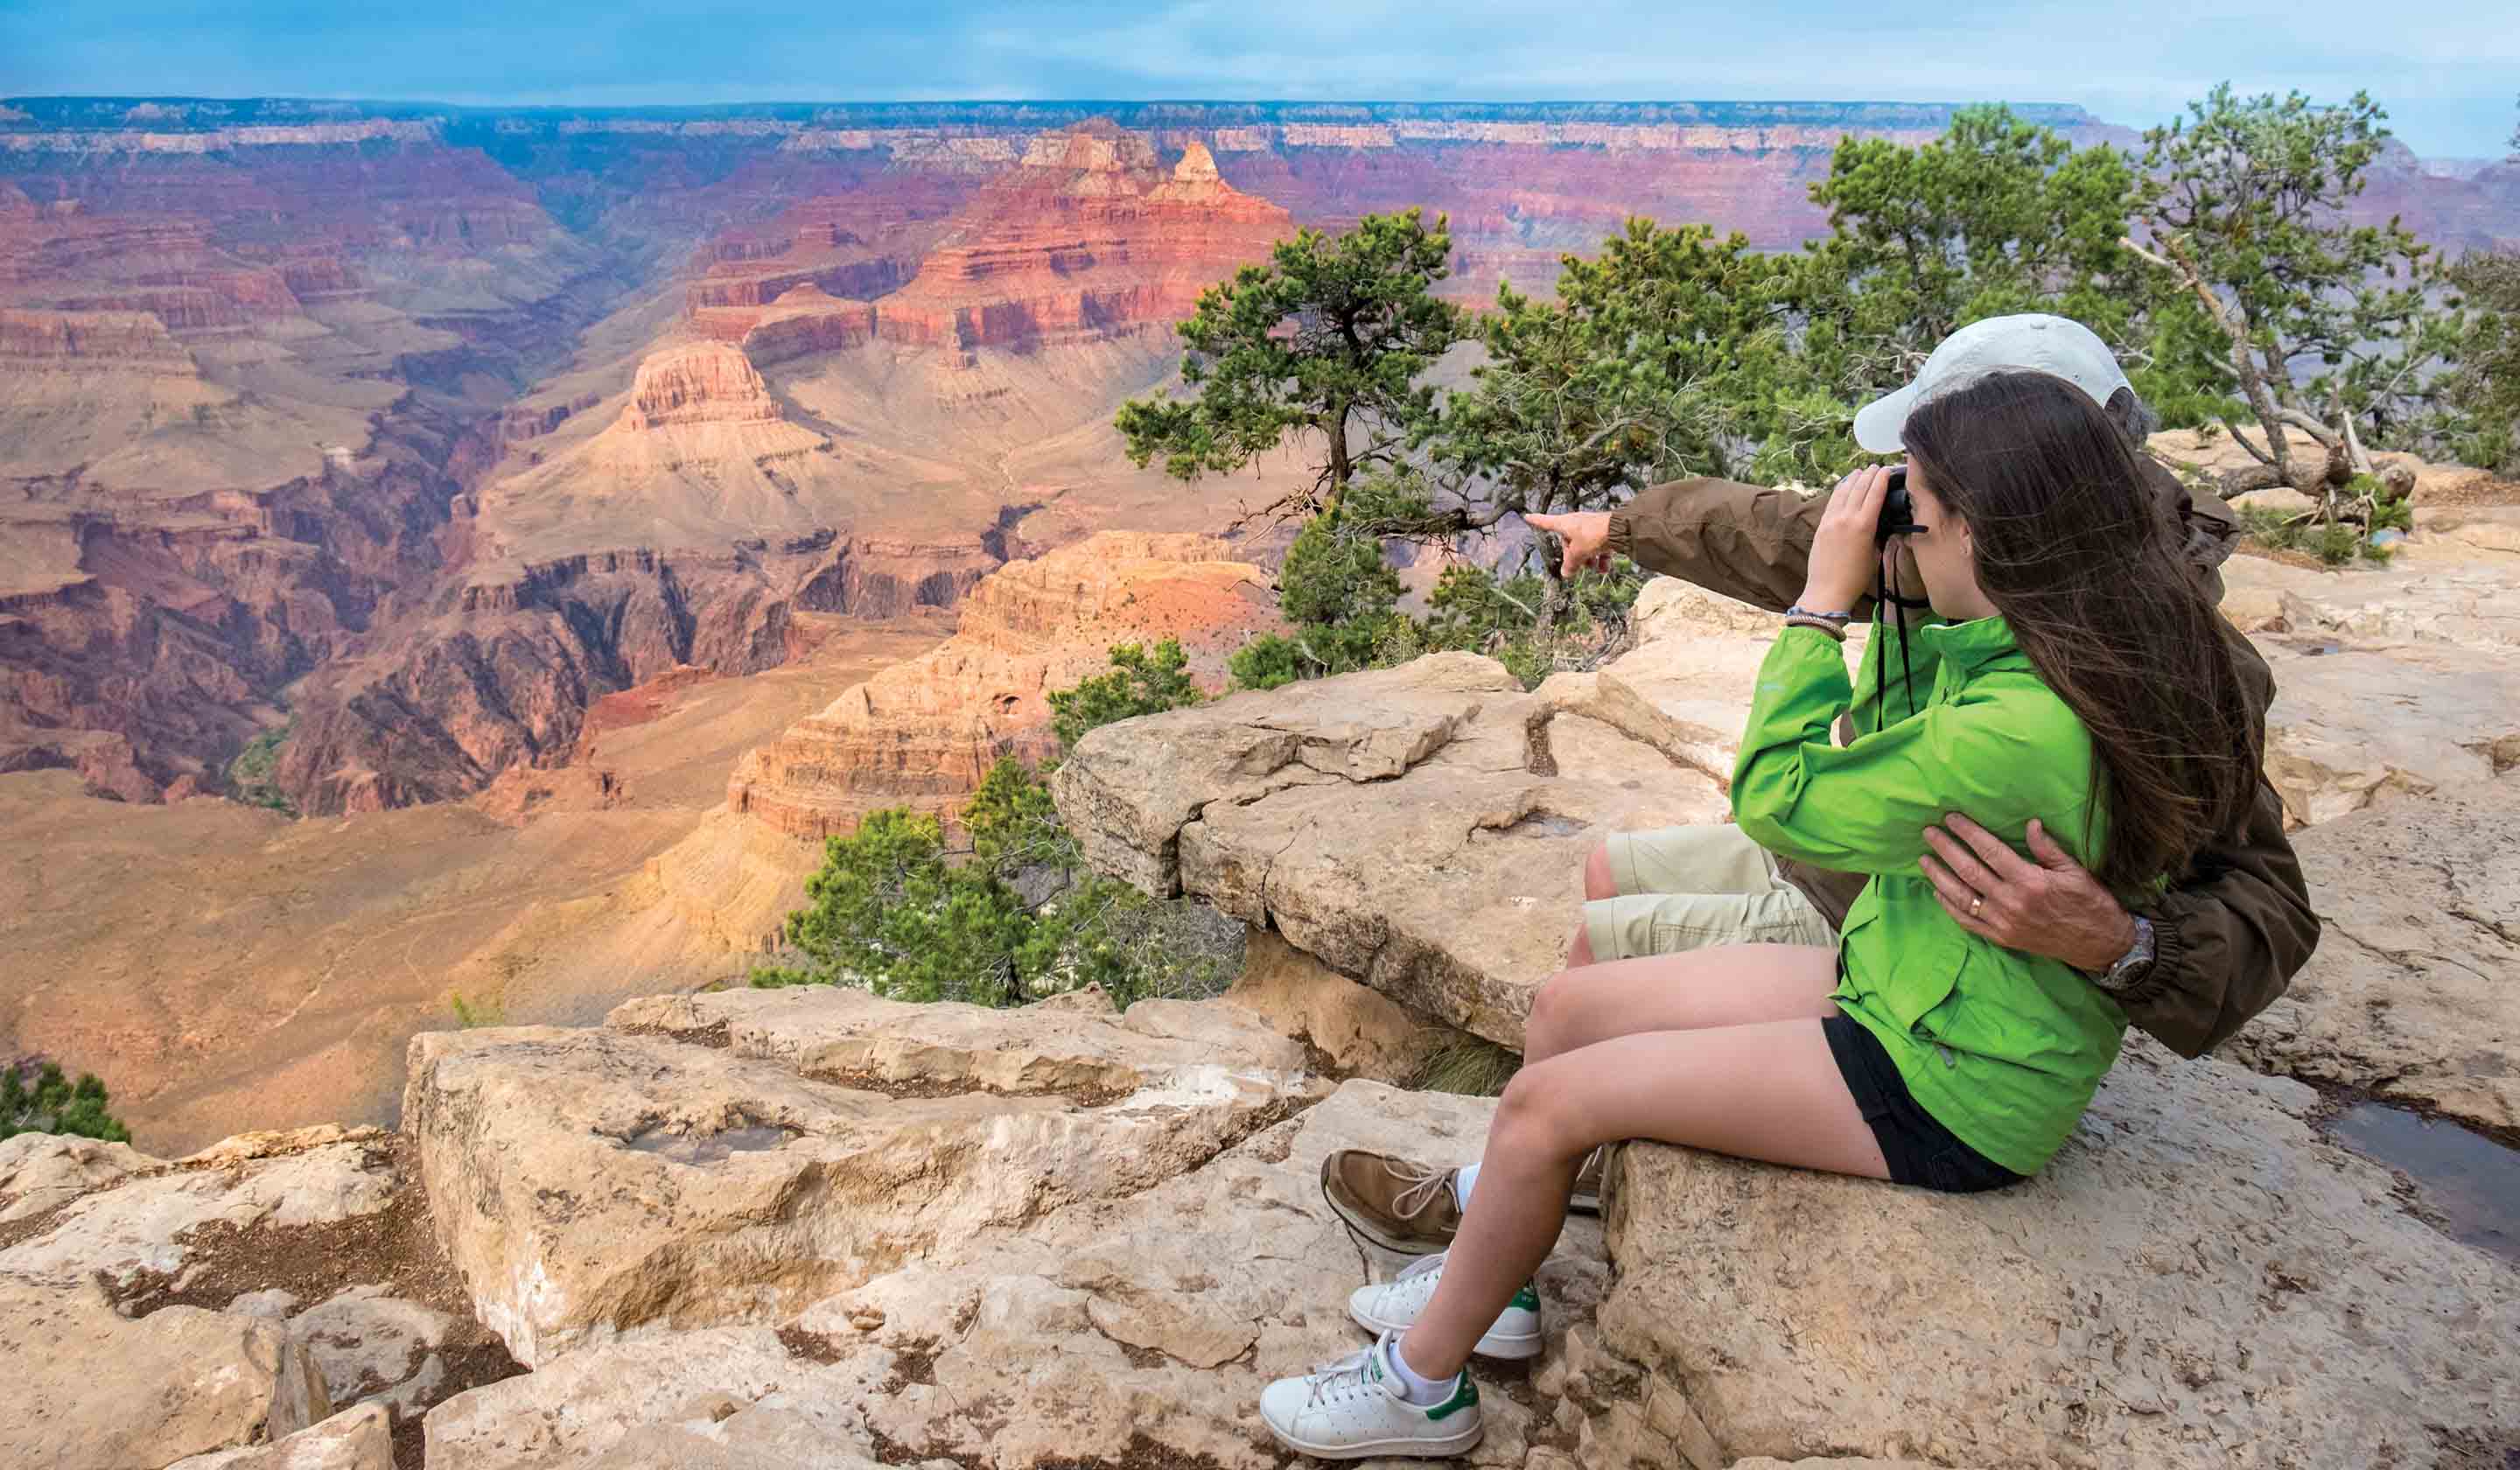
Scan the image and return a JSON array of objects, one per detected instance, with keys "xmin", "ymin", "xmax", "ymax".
[
  {"xmin": 1347, "ymin": 1250, "xmax": 1544, "ymax": 1360},
  {"xmin": 1258, "ymin": 1331, "xmax": 1483, "ymax": 1460}
]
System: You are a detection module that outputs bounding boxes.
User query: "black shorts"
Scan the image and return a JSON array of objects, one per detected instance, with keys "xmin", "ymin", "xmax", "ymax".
[{"xmin": 1823, "ymin": 1010, "xmax": 2026, "ymax": 1194}]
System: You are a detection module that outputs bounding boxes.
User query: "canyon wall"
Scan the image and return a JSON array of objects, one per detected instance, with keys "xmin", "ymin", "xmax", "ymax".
[
  {"xmin": 727, "ymin": 530, "xmax": 1278, "ymax": 840},
  {"xmin": 6, "ymin": 98, "xmax": 2511, "ymax": 814}
]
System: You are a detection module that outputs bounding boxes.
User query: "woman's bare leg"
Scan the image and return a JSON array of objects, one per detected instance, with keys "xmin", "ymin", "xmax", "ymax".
[
  {"xmin": 1523, "ymin": 942, "xmax": 1839, "ymax": 1064},
  {"xmin": 1398, "ymin": 1017, "xmax": 1887, "ymax": 1378}
]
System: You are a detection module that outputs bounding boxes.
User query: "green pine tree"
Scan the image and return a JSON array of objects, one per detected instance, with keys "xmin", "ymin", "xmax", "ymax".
[{"xmin": 0, "ymin": 1060, "xmax": 132, "ymax": 1144}]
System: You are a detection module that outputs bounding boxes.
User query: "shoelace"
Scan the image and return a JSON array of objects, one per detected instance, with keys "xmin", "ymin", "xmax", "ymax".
[
  {"xmin": 1303, "ymin": 1346, "xmax": 1380, "ymax": 1408},
  {"xmin": 1387, "ymin": 1250, "xmax": 1448, "ymax": 1303},
  {"xmin": 1386, "ymin": 1162, "xmax": 1454, "ymax": 1222}
]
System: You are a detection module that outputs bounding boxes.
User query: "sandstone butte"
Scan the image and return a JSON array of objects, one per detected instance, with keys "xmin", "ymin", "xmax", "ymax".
[
  {"xmin": 727, "ymin": 529, "xmax": 1279, "ymax": 840},
  {"xmin": 4, "ymin": 565, "xmax": 2516, "ymax": 1469}
]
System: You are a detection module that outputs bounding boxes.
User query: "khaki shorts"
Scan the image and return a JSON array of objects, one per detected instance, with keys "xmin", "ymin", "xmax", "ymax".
[{"xmin": 1582, "ymin": 823, "xmax": 1838, "ymax": 961}]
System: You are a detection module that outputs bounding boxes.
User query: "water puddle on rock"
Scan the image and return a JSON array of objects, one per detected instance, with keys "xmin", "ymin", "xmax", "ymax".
[
  {"xmin": 2328, "ymin": 1102, "xmax": 2520, "ymax": 1265},
  {"xmin": 623, "ymin": 1123, "xmax": 800, "ymax": 1166},
  {"xmin": 1477, "ymin": 810, "xmax": 1590, "ymax": 840}
]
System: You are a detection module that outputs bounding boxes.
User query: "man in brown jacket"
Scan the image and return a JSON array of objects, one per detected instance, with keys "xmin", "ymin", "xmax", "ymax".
[{"xmin": 1320, "ymin": 315, "xmax": 2320, "ymax": 1256}]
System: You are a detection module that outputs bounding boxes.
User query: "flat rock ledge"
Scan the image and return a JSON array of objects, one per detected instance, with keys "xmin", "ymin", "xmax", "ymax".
[
  {"xmin": 407, "ymin": 984, "xmax": 1326, "ymax": 1366},
  {"xmin": 4, "ymin": 975, "xmax": 2515, "ymax": 1468},
  {"xmin": 1052, "ymin": 640, "xmax": 1737, "ymax": 1048},
  {"xmin": 1598, "ymin": 1042, "xmax": 2520, "ymax": 1469},
  {"xmin": 2227, "ymin": 770, "xmax": 2520, "ymax": 1136}
]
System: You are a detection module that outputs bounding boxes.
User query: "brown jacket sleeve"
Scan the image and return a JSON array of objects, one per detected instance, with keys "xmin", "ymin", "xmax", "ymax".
[
  {"xmin": 1607, "ymin": 476, "xmax": 1826, "ymax": 613},
  {"xmin": 1608, "ymin": 465, "xmax": 2317, "ymax": 1058}
]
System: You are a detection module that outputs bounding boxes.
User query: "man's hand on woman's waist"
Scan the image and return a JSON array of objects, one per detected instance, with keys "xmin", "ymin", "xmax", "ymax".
[{"xmin": 1917, "ymin": 813, "xmax": 2142, "ymax": 975}]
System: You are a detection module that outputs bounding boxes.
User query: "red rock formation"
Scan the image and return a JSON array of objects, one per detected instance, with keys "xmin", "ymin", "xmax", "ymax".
[
  {"xmin": 273, "ymin": 532, "xmax": 1000, "ymax": 815},
  {"xmin": 728, "ymin": 285, "xmax": 878, "ymax": 365},
  {"xmin": 726, "ymin": 531, "xmax": 1278, "ymax": 840},
  {"xmin": 682, "ymin": 177, "xmax": 971, "ymax": 323},
  {"xmin": 500, "ymin": 391, "xmax": 603, "ymax": 442},
  {"xmin": 872, "ymin": 129, "xmax": 1292, "ymax": 353},
  {"xmin": 0, "ymin": 306, "xmax": 195, "ymax": 365},
  {"xmin": 617, "ymin": 340, "xmax": 784, "ymax": 429},
  {"xmin": 0, "ymin": 133, "xmax": 612, "ymax": 805}
]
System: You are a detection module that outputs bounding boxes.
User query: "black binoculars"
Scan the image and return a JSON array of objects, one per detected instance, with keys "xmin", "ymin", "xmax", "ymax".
[{"xmin": 1875, "ymin": 467, "xmax": 1921, "ymax": 547}]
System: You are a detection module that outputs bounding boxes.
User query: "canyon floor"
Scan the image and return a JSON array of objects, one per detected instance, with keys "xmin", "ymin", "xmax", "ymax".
[{"xmin": 1, "ymin": 614, "xmax": 944, "ymax": 1154}]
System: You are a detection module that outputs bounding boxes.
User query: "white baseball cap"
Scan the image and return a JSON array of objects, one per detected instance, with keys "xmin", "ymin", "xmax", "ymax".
[{"xmin": 1852, "ymin": 313, "xmax": 2135, "ymax": 453}]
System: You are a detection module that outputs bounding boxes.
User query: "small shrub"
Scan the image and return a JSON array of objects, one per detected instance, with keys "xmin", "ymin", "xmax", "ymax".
[
  {"xmin": 757, "ymin": 642, "xmax": 1238, "ymax": 1012},
  {"xmin": 1409, "ymin": 1032, "xmax": 1522, "ymax": 1097},
  {"xmin": 1, "ymin": 1059, "xmax": 132, "ymax": 1143},
  {"xmin": 448, "ymin": 992, "xmax": 508, "ymax": 1028},
  {"xmin": 225, "ymin": 724, "xmax": 298, "ymax": 816}
]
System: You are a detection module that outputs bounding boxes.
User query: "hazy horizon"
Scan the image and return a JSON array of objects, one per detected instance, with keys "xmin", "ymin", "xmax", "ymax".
[{"xmin": 1, "ymin": 0, "xmax": 2513, "ymax": 158}]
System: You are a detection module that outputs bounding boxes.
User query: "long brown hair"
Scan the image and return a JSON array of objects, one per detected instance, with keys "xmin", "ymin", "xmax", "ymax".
[{"xmin": 1903, "ymin": 370, "xmax": 2260, "ymax": 897}]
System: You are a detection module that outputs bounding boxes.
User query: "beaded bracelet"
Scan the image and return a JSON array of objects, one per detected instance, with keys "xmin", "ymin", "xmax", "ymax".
[{"xmin": 1782, "ymin": 614, "xmax": 1849, "ymax": 642}]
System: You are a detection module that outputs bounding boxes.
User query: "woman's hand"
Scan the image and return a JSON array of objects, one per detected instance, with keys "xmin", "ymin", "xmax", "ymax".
[
  {"xmin": 1525, "ymin": 511, "xmax": 1614, "ymax": 578},
  {"xmin": 1799, "ymin": 466, "xmax": 1894, "ymax": 614}
]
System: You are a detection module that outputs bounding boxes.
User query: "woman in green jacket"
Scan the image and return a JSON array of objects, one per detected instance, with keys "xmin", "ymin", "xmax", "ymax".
[{"xmin": 1256, "ymin": 370, "xmax": 2264, "ymax": 1460}]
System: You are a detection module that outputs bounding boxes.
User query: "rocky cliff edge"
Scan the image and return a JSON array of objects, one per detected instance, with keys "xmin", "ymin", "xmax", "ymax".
[{"xmin": 4, "ymin": 567, "xmax": 2516, "ymax": 1469}]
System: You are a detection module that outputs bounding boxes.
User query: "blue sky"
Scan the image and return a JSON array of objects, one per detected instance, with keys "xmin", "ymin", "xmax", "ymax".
[{"xmin": 2, "ymin": 0, "xmax": 2514, "ymax": 158}]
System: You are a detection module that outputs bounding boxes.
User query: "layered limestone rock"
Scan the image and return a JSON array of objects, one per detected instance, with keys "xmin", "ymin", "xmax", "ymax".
[
  {"xmin": 732, "ymin": 284, "xmax": 878, "ymax": 366},
  {"xmin": 0, "ymin": 1123, "xmax": 519, "ymax": 1465},
  {"xmin": 0, "ymin": 1124, "xmax": 399, "ymax": 1289},
  {"xmin": 416, "ymin": 1080, "xmax": 1586, "ymax": 1470},
  {"xmin": 4, "ymin": 1273, "xmax": 332, "ymax": 1468},
  {"xmin": 402, "ymin": 984, "xmax": 1322, "ymax": 1365},
  {"xmin": 0, "ymin": 304, "xmax": 200, "ymax": 367},
  {"xmin": 2226, "ymin": 773, "xmax": 2519, "ymax": 1135},
  {"xmin": 165, "ymin": 1404, "xmax": 392, "ymax": 1470},
  {"xmin": 2218, "ymin": 555, "xmax": 2520, "ymax": 826},
  {"xmin": 616, "ymin": 339, "xmax": 788, "ymax": 430},
  {"xmin": 1058, "ymin": 562, "xmax": 2520, "ymax": 1042},
  {"xmin": 873, "ymin": 122, "xmax": 1292, "ymax": 354},
  {"xmin": 0, "ymin": 1129, "xmax": 157, "ymax": 1221},
  {"xmin": 728, "ymin": 530, "xmax": 1276, "ymax": 840},
  {"xmin": 10, "ymin": 971, "xmax": 2516, "ymax": 1469},
  {"xmin": 1049, "ymin": 588, "xmax": 1754, "ymax": 1046}
]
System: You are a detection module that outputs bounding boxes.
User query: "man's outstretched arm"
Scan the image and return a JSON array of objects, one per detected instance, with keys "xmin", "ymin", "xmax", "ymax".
[{"xmin": 1533, "ymin": 477, "xmax": 1829, "ymax": 613}]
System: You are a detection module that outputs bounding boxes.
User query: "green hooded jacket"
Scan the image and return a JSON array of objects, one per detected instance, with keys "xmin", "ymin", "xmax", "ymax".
[{"xmin": 1732, "ymin": 618, "xmax": 2129, "ymax": 1176}]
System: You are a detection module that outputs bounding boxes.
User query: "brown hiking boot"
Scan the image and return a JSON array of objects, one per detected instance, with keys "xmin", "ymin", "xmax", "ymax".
[
  {"xmin": 1320, "ymin": 1151, "xmax": 1464, "ymax": 1255},
  {"xmin": 1572, "ymin": 1147, "xmax": 1606, "ymax": 1215},
  {"xmin": 1321, "ymin": 1148, "xmax": 1609, "ymax": 1255}
]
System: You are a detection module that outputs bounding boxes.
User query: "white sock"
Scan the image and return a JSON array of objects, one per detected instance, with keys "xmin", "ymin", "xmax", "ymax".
[
  {"xmin": 1382, "ymin": 1334, "xmax": 1452, "ymax": 1406},
  {"xmin": 1452, "ymin": 1162, "xmax": 1480, "ymax": 1210}
]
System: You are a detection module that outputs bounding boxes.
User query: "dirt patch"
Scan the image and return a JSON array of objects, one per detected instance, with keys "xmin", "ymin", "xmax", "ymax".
[
  {"xmin": 2421, "ymin": 476, "xmax": 2520, "ymax": 509},
  {"xmin": 102, "ymin": 1136, "xmax": 524, "ymax": 1470},
  {"xmin": 869, "ymin": 1431, "xmax": 1276, "ymax": 1470},
  {"xmin": 880, "ymin": 1335, "xmax": 942, "ymax": 1393},
  {"xmin": 2232, "ymin": 541, "xmax": 2333, "ymax": 572},
  {"xmin": 805, "ymin": 1068, "xmax": 1130, "ymax": 1110},
  {"xmin": 777, "ymin": 1325, "xmax": 851, "ymax": 1363},
  {"xmin": 2432, "ymin": 1427, "xmax": 2520, "ymax": 1470},
  {"xmin": 614, "ymin": 1018, "xmax": 732, "ymax": 1050}
]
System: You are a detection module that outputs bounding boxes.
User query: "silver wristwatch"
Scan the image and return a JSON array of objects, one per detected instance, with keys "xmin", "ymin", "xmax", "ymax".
[{"xmin": 2089, "ymin": 916, "xmax": 2157, "ymax": 996}]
